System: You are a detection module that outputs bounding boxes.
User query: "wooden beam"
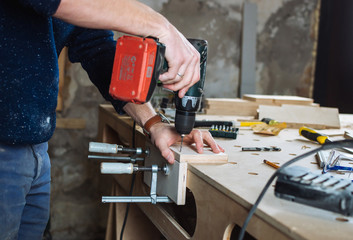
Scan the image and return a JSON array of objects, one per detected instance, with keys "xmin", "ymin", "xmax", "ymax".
[{"xmin": 56, "ymin": 118, "xmax": 86, "ymax": 129}]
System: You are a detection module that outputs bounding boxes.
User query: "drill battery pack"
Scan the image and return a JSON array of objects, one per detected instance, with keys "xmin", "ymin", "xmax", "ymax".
[
  {"xmin": 275, "ymin": 165, "xmax": 353, "ymax": 216},
  {"xmin": 109, "ymin": 36, "xmax": 166, "ymax": 104}
]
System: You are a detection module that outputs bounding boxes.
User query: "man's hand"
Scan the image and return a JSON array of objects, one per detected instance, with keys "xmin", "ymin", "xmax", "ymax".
[
  {"xmin": 158, "ymin": 27, "xmax": 201, "ymax": 98},
  {"xmin": 149, "ymin": 122, "xmax": 225, "ymax": 164}
]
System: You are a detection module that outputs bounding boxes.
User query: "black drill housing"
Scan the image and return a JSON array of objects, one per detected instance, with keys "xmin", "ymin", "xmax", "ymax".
[{"xmin": 174, "ymin": 39, "xmax": 208, "ymax": 135}]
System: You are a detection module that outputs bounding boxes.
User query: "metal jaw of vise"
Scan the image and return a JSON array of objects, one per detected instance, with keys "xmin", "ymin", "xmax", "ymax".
[{"xmin": 88, "ymin": 142, "xmax": 172, "ymax": 204}]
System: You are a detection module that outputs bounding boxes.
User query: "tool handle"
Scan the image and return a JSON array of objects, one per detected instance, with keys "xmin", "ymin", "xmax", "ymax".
[
  {"xmin": 299, "ymin": 127, "xmax": 329, "ymax": 145},
  {"xmin": 101, "ymin": 162, "xmax": 134, "ymax": 174},
  {"xmin": 89, "ymin": 142, "xmax": 120, "ymax": 154}
]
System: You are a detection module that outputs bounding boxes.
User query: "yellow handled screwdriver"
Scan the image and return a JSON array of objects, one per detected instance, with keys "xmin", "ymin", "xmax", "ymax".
[{"xmin": 299, "ymin": 126, "xmax": 331, "ymax": 144}]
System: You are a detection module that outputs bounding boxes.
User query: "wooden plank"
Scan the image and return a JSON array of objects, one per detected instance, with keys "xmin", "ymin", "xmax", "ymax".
[
  {"xmin": 170, "ymin": 144, "xmax": 228, "ymax": 164},
  {"xmin": 243, "ymin": 94, "xmax": 314, "ymax": 106},
  {"xmin": 56, "ymin": 118, "xmax": 86, "ymax": 129},
  {"xmin": 239, "ymin": 2, "xmax": 257, "ymax": 96},
  {"xmin": 204, "ymin": 98, "xmax": 259, "ymax": 116},
  {"xmin": 259, "ymin": 104, "xmax": 340, "ymax": 129}
]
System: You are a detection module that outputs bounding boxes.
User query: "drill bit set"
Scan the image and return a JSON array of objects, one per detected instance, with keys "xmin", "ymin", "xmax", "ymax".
[{"xmin": 208, "ymin": 124, "xmax": 239, "ymax": 139}]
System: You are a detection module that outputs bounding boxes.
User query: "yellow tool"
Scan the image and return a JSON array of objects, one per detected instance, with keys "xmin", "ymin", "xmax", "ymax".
[{"xmin": 299, "ymin": 127, "xmax": 331, "ymax": 144}]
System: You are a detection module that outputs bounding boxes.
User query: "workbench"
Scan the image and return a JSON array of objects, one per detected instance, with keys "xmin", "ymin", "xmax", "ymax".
[{"xmin": 96, "ymin": 104, "xmax": 353, "ymax": 240}]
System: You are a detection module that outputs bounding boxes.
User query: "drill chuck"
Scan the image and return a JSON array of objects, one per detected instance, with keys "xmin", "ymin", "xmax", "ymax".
[{"xmin": 175, "ymin": 110, "xmax": 196, "ymax": 135}]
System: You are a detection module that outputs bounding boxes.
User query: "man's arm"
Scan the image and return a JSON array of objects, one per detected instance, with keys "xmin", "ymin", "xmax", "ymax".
[{"xmin": 54, "ymin": 0, "xmax": 200, "ymax": 97}]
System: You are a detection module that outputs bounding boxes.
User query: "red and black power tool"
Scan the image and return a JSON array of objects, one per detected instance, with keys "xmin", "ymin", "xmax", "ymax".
[{"xmin": 109, "ymin": 35, "xmax": 208, "ymax": 138}]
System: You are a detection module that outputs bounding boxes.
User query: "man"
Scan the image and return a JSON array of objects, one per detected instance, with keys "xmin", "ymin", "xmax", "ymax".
[{"xmin": 0, "ymin": 0, "xmax": 224, "ymax": 239}]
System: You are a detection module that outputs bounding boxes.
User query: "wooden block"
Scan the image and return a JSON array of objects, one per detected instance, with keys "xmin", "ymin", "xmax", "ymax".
[
  {"xmin": 144, "ymin": 142, "xmax": 228, "ymax": 205},
  {"xmin": 144, "ymin": 142, "xmax": 188, "ymax": 205},
  {"xmin": 204, "ymin": 98, "xmax": 259, "ymax": 116},
  {"xmin": 170, "ymin": 144, "xmax": 228, "ymax": 164},
  {"xmin": 243, "ymin": 94, "xmax": 314, "ymax": 106},
  {"xmin": 258, "ymin": 104, "xmax": 340, "ymax": 129}
]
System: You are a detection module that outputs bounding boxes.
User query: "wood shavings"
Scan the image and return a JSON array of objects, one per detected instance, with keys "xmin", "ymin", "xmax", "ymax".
[{"xmin": 336, "ymin": 217, "xmax": 349, "ymax": 222}]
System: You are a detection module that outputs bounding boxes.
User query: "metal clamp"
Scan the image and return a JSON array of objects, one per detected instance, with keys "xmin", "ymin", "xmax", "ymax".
[{"xmin": 101, "ymin": 163, "xmax": 172, "ymax": 204}]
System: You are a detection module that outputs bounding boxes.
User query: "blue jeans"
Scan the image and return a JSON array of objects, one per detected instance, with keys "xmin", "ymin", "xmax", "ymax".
[{"xmin": 0, "ymin": 142, "xmax": 51, "ymax": 240}]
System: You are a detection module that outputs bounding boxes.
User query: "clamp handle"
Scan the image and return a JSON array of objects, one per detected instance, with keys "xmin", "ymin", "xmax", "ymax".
[
  {"xmin": 101, "ymin": 162, "xmax": 135, "ymax": 174},
  {"xmin": 89, "ymin": 142, "xmax": 121, "ymax": 154}
]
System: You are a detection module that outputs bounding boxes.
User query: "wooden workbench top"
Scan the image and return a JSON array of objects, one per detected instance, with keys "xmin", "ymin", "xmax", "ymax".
[
  {"xmin": 99, "ymin": 104, "xmax": 353, "ymax": 240},
  {"xmin": 192, "ymin": 114, "xmax": 353, "ymax": 240}
]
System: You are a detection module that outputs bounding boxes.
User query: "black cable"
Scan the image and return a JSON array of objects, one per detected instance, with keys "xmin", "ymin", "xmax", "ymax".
[
  {"xmin": 119, "ymin": 173, "xmax": 136, "ymax": 240},
  {"xmin": 120, "ymin": 121, "xmax": 137, "ymax": 240},
  {"xmin": 238, "ymin": 140, "xmax": 353, "ymax": 240}
]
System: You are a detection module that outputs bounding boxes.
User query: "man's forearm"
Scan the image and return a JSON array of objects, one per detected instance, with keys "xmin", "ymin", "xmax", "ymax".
[
  {"xmin": 122, "ymin": 102, "xmax": 157, "ymax": 127},
  {"xmin": 54, "ymin": 0, "xmax": 170, "ymax": 39}
]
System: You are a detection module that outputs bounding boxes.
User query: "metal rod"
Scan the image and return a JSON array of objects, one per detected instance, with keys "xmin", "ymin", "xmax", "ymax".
[
  {"xmin": 88, "ymin": 155, "xmax": 144, "ymax": 162},
  {"xmin": 102, "ymin": 196, "xmax": 172, "ymax": 203}
]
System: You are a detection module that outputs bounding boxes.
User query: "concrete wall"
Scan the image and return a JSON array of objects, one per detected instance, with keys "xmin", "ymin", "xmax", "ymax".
[{"xmin": 49, "ymin": 0, "xmax": 319, "ymax": 239}]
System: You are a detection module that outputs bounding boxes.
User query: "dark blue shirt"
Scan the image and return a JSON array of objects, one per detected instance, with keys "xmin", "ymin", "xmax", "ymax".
[{"xmin": 0, "ymin": 0, "xmax": 126, "ymax": 144}]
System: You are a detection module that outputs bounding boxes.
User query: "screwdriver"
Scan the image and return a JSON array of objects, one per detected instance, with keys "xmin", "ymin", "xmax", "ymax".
[{"xmin": 299, "ymin": 126, "xmax": 331, "ymax": 144}]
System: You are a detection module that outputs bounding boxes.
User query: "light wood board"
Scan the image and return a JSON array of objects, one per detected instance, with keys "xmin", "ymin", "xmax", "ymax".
[
  {"xmin": 205, "ymin": 98, "xmax": 259, "ymax": 116},
  {"xmin": 170, "ymin": 144, "xmax": 228, "ymax": 163},
  {"xmin": 259, "ymin": 104, "xmax": 340, "ymax": 129},
  {"xmin": 243, "ymin": 94, "xmax": 314, "ymax": 106}
]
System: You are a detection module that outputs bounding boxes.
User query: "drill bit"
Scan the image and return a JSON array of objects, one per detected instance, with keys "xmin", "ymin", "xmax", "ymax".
[{"xmin": 180, "ymin": 134, "xmax": 185, "ymax": 152}]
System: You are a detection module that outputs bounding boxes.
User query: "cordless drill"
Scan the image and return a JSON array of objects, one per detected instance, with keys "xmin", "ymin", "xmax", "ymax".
[
  {"xmin": 109, "ymin": 36, "xmax": 207, "ymax": 143},
  {"xmin": 174, "ymin": 39, "xmax": 207, "ymax": 147}
]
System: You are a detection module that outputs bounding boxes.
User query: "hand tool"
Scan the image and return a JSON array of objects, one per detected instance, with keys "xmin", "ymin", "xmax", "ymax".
[
  {"xmin": 299, "ymin": 126, "xmax": 331, "ymax": 144},
  {"xmin": 275, "ymin": 165, "xmax": 353, "ymax": 216},
  {"xmin": 173, "ymin": 39, "xmax": 207, "ymax": 151},
  {"xmin": 319, "ymin": 149, "xmax": 353, "ymax": 173},
  {"xmin": 300, "ymin": 127, "xmax": 353, "ymax": 154},
  {"xmin": 109, "ymin": 35, "xmax": 208, "ymax": 153},
  {"xmin": 88, "ymin": 142, "xmax": 172, "ymax": 204}
]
